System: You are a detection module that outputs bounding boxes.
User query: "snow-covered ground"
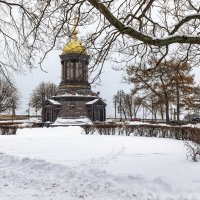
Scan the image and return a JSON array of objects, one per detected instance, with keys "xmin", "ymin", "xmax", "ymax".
[{"xmin": 0, "ymin": 126, "xmax": 200, "ymax": 200}]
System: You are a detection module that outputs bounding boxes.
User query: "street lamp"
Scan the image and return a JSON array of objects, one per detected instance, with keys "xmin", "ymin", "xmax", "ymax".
[
  {"xmin": 114, "ymin": 97, "xmax": 117, "ymax": 119},
  {"xmin": 118, "ymin": 90, "xmax": 124, "ymax": 122}
]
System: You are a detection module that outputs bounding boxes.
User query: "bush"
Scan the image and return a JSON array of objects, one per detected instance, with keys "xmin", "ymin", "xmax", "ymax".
[
  {"xmin": 185, "ymin": 128, "xmax": 200, "ymax": 162},
  {"xmin": 81, "ymin": 122, "xmax": 200, "ymax": 161},
  {"xmin": 0, "ymin": 126, "xmax": 18, "ymax": 135},
  {"xmin": 81, "ymin": 124, "xmax": 95, "ymax": 135},
  {"xmin": 185, "ymin": 141, "xmax": 200, "ymax": 162}
]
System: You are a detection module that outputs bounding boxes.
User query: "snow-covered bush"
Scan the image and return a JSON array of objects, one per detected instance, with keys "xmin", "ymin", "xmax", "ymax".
[
  {"xmin": 82, "ymin": 123, "xmax": 195, "ymax": 139},
  {"xmin": 185, "ymin": 141, "xmax": 200, "ymax": 162},
  {"xmin": 81, "ymin": 122, "xmax": 200, "ymax": 162},
  {"xmin": 81, "ymin": 124, "xmax": 95, "ymax": 135},
  {"xmin": 95, "ymin": 122, "xmax": 121, "ymax": 135},
  {"xmin": 0, "ymin": 127, "xmax": 17, "ymax": 135},
  {"xmin": 185, "ymin": 128, "xmax": 200, "ymax": 162}
]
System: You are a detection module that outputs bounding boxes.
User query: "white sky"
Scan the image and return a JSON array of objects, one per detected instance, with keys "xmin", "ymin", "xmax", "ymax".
[{"xmin": 14, "ymin": 50, "xmax": 131, "ymax": 118}]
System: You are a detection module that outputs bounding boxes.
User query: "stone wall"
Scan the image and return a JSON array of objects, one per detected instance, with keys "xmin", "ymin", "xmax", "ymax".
[{"xmin": 58, "ymin": 100, "xmax": 89, "ymax": 118}]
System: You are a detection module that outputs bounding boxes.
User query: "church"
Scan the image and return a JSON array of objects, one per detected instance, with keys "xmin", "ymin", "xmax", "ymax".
[{"xmin": 42, "ymin": 18, "xmax": 106, "ymax": 123}]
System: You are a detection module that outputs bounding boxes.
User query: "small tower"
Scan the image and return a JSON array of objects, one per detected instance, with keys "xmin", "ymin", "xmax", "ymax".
[{"xmin": 58, "ymin": 16, "xmax": 91, "ymax": 95}]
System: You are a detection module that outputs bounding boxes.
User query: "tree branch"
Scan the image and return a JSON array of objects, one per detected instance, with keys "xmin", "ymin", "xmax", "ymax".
[{"xmin": 87, "ymin": 0, "xmax": 200, "ymax": 46}]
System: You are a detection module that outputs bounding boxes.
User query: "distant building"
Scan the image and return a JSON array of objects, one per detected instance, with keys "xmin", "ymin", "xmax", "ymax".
[
  {"xmin": 184, "ymin": 114, "xmax": 200, "ymax": 121},
  {"xmin": 42, "ymin": 18, "xmax": 106, "ymax": 122},
  {"xmin": 184, "ymin": 98, "xmax": 200, "ymax": 121}
]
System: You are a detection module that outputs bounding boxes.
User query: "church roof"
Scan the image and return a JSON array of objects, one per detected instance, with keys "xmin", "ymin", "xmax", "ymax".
[
  {"xmin": 86, "ymin": 98, "xmax": 106, "ymax": 106},
  {"xmin": 63, "ymin": 36, "xmax": 87, "ymax": 54},
  {"xmin": 63, "ymin": 16, "xmax": 87, "ymax": 55},
  {"xmin": 48, "ymin": 99, "xmax": 61, "ymax": 106},
  {"xmin": 86, "ymin": 99, "xmax": 99, "ymax": 105},
  {"xmin": 53, "ymin": 93, "xmax": 97, "ymax": 98}
]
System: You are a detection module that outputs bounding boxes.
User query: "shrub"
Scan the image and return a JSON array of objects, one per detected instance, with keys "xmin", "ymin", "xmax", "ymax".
[
  {"xmin": 81, "ymin": 124, "xmax": 95, "ymax": 135},
  {"xmin": 185, "ymin": 141, "xmax": 200, "ymax": 162},
  {"xmin": 185, "ymin": 128, "xmax": 200, "ymax": 162},
  {"xmin": 0, "ymin": 126, "xmax": 18, "ymax": 135},
  {"xmin": 81, "ymin": 122, "xmax": 200, "ymax": 162}
]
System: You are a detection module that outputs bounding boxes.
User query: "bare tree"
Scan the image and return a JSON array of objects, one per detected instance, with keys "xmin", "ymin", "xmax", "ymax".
[
  {"xmin": 113, "ymin": 92, "xmax": 127, "ymax": 120},
  {"xmin": 2, "ymin": 1, "xmax": 200, "ymax": 81},
  {"xmin": 123, "ymin": 93, "xmax": 143, "ymax": 119},
  {"xmin": 126, "ymin": 57, "xmax": 196, "ymax": 123},
  {"xmin": 127, "ymin": 63, "xmax": 172, "ymax": 122},
  {"xmin": 0, "ymin": 77, "xmax": 20, "ymax": 114},
  {"xmin": 30, "ymin": 81, "xmax": 57, "ymax": 110},
  {"xmin": 166, "ymin": 61, "xmax": 195, "ymax": 121},
  {"xmin": 114, "ymin": 92, "xmax": 143, "ymax": 120},
  {"xmin": 141, "ymin": 94, "xmax": 161, "ymax": 121}
]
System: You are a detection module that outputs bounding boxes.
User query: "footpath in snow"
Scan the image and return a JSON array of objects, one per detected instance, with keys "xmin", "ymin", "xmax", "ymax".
[{"xmin": 0, "ymin": 126, "xmax": 200, "ymax": 200}]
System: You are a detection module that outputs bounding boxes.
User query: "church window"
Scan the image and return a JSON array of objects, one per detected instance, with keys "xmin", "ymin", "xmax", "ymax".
[
  {"xmin": 83, "ymin": 65, "xmax": 86, "ymax": 81},
  {"xmin": 70, "ymin": 62, "xmax": 74, "ymax": 80},
  {"xmin": 75, "ymin": 62, "xmax": 79, "ymax": 79},
  {"xmin": 66, "ymin": 64, "xmax": 70, "ymax": 80},
  {"xmin": 70, "ymin": 103, "xmax": 76, "ymax": 109}
]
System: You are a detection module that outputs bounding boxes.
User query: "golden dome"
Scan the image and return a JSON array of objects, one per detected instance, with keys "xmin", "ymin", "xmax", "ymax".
[
  {"xmin": 63, "ymin": 36, "xmax": 87, "ymax": 54},
  {"xmin": 63, "ymin": 16, "xmax": 87, "ymax": 55}
]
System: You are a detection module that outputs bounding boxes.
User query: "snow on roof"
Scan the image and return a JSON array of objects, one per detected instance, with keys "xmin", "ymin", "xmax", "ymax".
[
  {"xmin": 48, "ymin": 99, "xmax": 61, "ymax": 105},
  {"xmin": 86, "ymin": 99, "xmax": 99, "ymax": 105},
  {"xmin": 53, "ymin": 93, "xmax": 97, "ymax": 98}
]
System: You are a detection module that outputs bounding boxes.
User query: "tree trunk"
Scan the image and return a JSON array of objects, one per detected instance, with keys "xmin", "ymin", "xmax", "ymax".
[
  {"xmin": 122, "ymin": 108, "xmax": 127, "ymax": 120},
  {"xmin": 165, "ymin": 102, "xmax": 170, "ymax": 123},
  {"xmin": 176, "ymin": 84, "xmax": 180, "ymax": 121},
  {"xmin": 160, "ymin": 109, "xmax": 164, "ymax": 120},
  {"xmin": 154, "ymin": 112, "xmax": 157, "ymax": 121},
  {"xmin": 129, "ymin": 111, "xmax": 133, "ymax": 120}
]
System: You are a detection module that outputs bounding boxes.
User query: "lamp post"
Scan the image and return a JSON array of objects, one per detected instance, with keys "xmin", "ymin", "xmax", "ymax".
[
  {"xmin": 118, "ymin": 90, "xmax": 124, "ymax": 122},
  {"xmin": 114, "ymin": 98, "xmax": 117, "ymax": 119},
  {"xmin": 35, "ymin": 106, "xmax": 38, "ymax": 116}
]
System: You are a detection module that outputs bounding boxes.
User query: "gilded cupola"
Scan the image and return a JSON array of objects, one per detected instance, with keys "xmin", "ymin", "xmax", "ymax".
[{"xmin": 63, "ymin": 16, "xmax": 87, "ymax": 55}]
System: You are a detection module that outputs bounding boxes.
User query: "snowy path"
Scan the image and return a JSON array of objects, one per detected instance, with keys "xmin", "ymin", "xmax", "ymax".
[
  {"xmin": 0, "ymin": 152, "xmax": 140, "ymax": 200},
  {"xmin": 0, "ymin": 127, "xmax": 200, "ymax": 200}
]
